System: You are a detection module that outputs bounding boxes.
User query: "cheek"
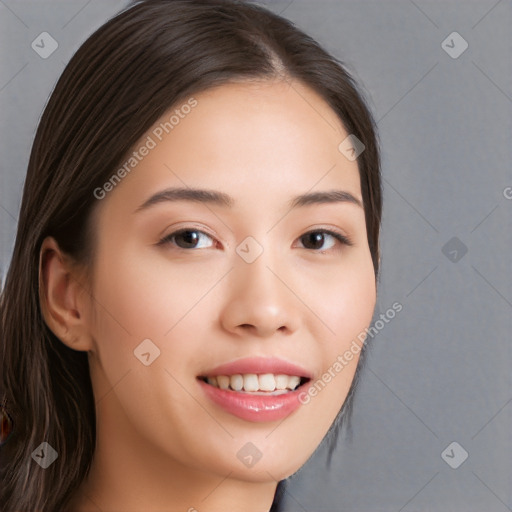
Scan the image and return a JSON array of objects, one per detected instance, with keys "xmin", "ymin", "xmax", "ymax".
[
  {"xmin": 303, "ymin": 250, "xmax": 376, "ymax": 348},
  {"xmin": 87, "ymin": 251, "xmax": 218, "ymax": 435},
  {"xmin": 91, "ymin": 247, "xmax": 218, "ymax": 342},
  {"xmin": 303, "ymin": 253, "xmax": 376, "ymax": 409},
  {"xmin": 326, "ymin": 263, "xmax": 376, "ymax": 340},
  {"xmin": 87, "ymin": 246, "xmax": 225, "ymax": 401}
]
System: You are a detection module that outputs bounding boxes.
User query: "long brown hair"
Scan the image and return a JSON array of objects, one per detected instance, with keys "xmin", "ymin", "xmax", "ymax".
[{"xmin": 0, "ymin": 1, "xmax": 381, "ymax": 509}]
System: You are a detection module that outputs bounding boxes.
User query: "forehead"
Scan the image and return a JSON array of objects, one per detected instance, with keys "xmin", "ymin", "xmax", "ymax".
[{"xmin": 96, "ymin": 79, "xmax": 362, "ymax": 218}]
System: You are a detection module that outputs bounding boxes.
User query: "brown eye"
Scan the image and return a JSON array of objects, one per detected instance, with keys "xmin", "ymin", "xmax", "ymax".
[
  {"xmin": 159, "ymin": 229, "xmax": 215, "ymax": 249},
  {"xmin": 299, "ymin": 230, "xmax": 352, "ymax": 251}
]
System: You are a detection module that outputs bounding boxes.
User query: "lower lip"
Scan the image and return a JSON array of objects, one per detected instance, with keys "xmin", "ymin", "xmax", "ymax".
[{"xmin": 198, "ymin": 379, "xmax": 306, "ymax": 423}]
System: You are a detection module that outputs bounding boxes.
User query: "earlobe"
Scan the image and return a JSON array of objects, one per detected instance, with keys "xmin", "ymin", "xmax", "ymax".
[{"xmin": 38, "ymin": 236, "xmax": 93, "ymax": 352}]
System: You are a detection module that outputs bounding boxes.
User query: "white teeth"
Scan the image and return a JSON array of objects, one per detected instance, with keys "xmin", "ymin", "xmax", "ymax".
[
  {"xmin": 259, "ymin": 373, "xmax": 276, "ymax": 391},
  {"xmin": 230, "ymin": 374, "xmax": 244, "ymax": 391},
  {"xmin": 243, "ymin": 374, "xmax": 259, "ymax": 392},
  {"xmin": 217, "ymin": 375, "xmax": 230, "ymax": 390},
  {"xmin": 275, "ymin": 374, "xmax": 288, "ymax": 390},
  {"xmin": 204, "ymin": 373, "xmax": 304, "ymax": 393},
  {"xmin": 287, "ymin": 375, "xmax": 301, "ymax": 390}
]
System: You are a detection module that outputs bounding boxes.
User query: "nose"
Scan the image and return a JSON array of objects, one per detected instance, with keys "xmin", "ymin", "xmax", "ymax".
[{"xmin": 219, "ymin": 248, "xmax": 302, "ymax": 339}]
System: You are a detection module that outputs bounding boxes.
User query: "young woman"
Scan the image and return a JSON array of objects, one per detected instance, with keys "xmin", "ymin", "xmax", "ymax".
[{"xmin": 0, "ymin": 0, "xmax": 381, "ymax": 510}]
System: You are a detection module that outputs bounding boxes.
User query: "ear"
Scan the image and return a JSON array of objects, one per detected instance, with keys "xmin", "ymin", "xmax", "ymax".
[{"xmin": 38, "ymin": 236, "xmax": 94, "ymax": 352}]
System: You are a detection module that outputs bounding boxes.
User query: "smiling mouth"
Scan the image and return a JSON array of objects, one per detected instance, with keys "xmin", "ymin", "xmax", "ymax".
[{"xmin": 198, "ymin": 373, "xmax": 310, "ymax": 396}]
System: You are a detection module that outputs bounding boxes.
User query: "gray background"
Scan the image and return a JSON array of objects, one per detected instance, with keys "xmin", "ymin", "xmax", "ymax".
[{"xmin": 1, "ymin": 0, "xmax": 511, "ymax": 510}]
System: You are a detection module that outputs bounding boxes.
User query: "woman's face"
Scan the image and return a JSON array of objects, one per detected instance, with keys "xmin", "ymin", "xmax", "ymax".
[{"xmin": 84, "ymin": 79, "xmax": 376, "ymax": 483}]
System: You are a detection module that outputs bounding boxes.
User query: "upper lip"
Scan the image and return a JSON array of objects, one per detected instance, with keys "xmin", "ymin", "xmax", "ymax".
[{"xmin": 198, "ymin": 356, "xmax": 313, "ymax": 379}]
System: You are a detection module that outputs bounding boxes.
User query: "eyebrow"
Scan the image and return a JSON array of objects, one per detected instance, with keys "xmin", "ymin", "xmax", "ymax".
[{"xmin": 133, "ymin": 187, "xmax": 363, "ymax": 213}]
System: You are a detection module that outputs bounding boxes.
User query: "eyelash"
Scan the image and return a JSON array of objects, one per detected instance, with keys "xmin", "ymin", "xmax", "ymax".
[{"xmin": 157, "ymin": 228, "xmax": 353, "ymax": 253}]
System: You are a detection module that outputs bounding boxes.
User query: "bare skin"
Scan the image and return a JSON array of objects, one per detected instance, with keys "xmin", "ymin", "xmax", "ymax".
[{"xmin": 40, "ymin": 78, "xmax": 376, "ymax": 512}]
